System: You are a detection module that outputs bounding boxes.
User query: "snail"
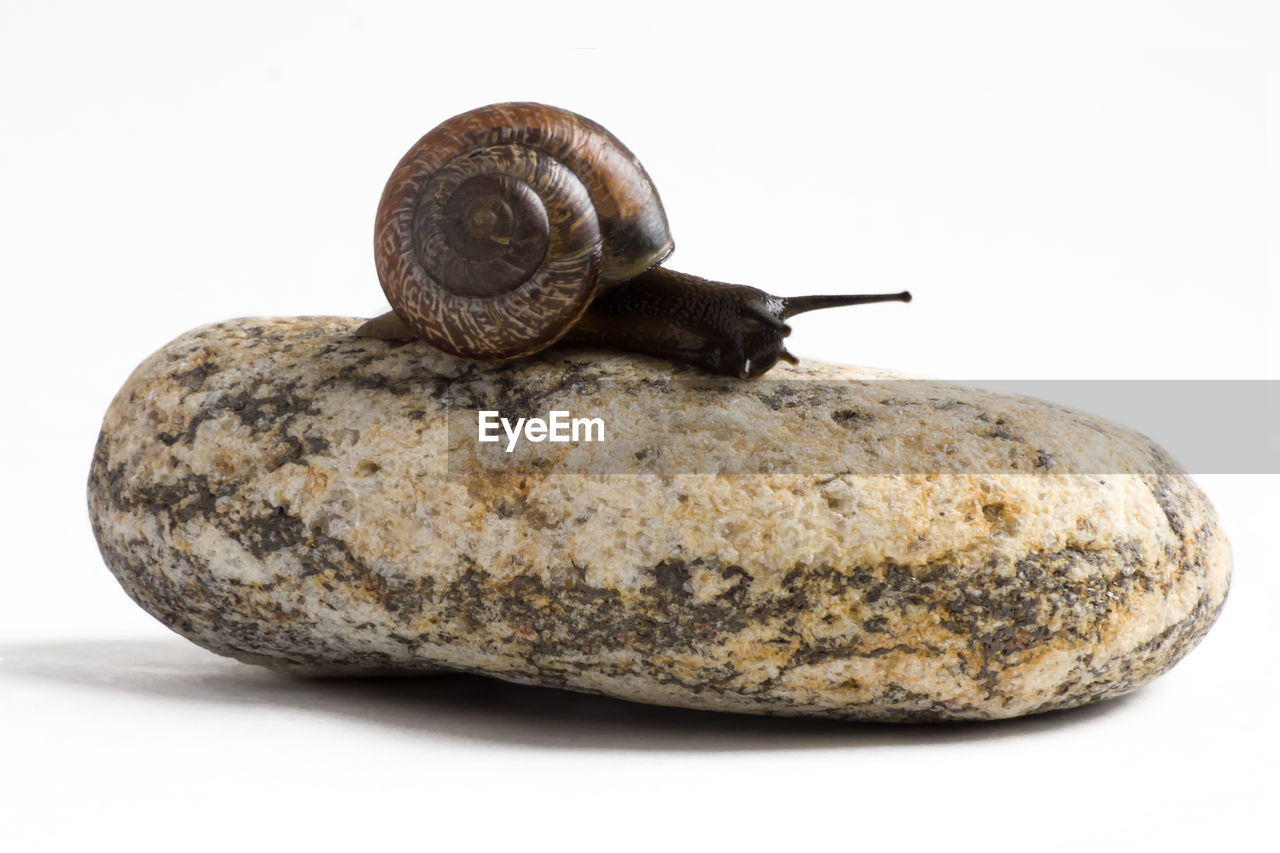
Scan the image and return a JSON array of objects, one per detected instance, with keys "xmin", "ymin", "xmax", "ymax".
[{"xmin": 359, "ymin": 102, "xmax": 910, "ymax": 378}]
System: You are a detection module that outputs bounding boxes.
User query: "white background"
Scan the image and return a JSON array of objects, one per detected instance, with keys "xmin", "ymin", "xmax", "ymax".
[{"xmin": 1, "ymin": 2, "xmax": 1276, "ymax": 851}]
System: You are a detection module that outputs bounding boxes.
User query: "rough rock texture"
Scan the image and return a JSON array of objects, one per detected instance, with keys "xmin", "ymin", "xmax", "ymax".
[{"xmin": 87, "ymin": 317, "xmax": 1231, "ymax": 721}]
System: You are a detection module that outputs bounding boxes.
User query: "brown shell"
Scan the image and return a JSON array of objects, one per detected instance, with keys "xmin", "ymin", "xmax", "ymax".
[{"xmin": 373, "ymin": 102, "xmax": 674, "ymax": 361}]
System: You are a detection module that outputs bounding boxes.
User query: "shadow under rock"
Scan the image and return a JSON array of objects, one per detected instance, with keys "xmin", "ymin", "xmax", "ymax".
[{"xmin": 0, "ymin": 637, "xmax": 1136, "ymax": 751}]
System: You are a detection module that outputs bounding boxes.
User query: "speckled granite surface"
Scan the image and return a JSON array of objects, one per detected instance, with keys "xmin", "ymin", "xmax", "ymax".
[{"xmin": 87, "ymin": 317, "xmax": 1231, "ymax": 720}]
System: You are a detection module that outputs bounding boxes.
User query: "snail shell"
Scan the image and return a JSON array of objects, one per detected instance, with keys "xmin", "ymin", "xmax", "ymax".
[{"xmin": 373, "ymin": 102, "xmax": 674, "ymax": 361}]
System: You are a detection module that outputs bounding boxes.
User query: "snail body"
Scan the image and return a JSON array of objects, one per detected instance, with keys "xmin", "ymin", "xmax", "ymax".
[
  {"xmin": 364, "ymin": 102, "xmax": 909, "ymax": 377},
  {"xmin": 568, "ymin": 267, "xmax": 911, "ymax": 378}
]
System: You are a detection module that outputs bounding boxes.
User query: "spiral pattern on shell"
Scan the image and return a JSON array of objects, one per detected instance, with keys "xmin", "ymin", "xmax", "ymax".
[{"xmin": 373, "ymin": 102, "xmax": 674, "ymax": 361}]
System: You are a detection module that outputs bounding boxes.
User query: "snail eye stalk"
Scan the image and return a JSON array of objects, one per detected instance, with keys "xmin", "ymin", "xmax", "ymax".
[{"xmin": 780, "ymin": 291, "xmax": 912, "ymax": 320}]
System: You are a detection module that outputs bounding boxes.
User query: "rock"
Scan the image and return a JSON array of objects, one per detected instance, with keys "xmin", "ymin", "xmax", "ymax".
[{"xmin": 87, "ymin": 317, "xmax": 1230, "ymax": 721}]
